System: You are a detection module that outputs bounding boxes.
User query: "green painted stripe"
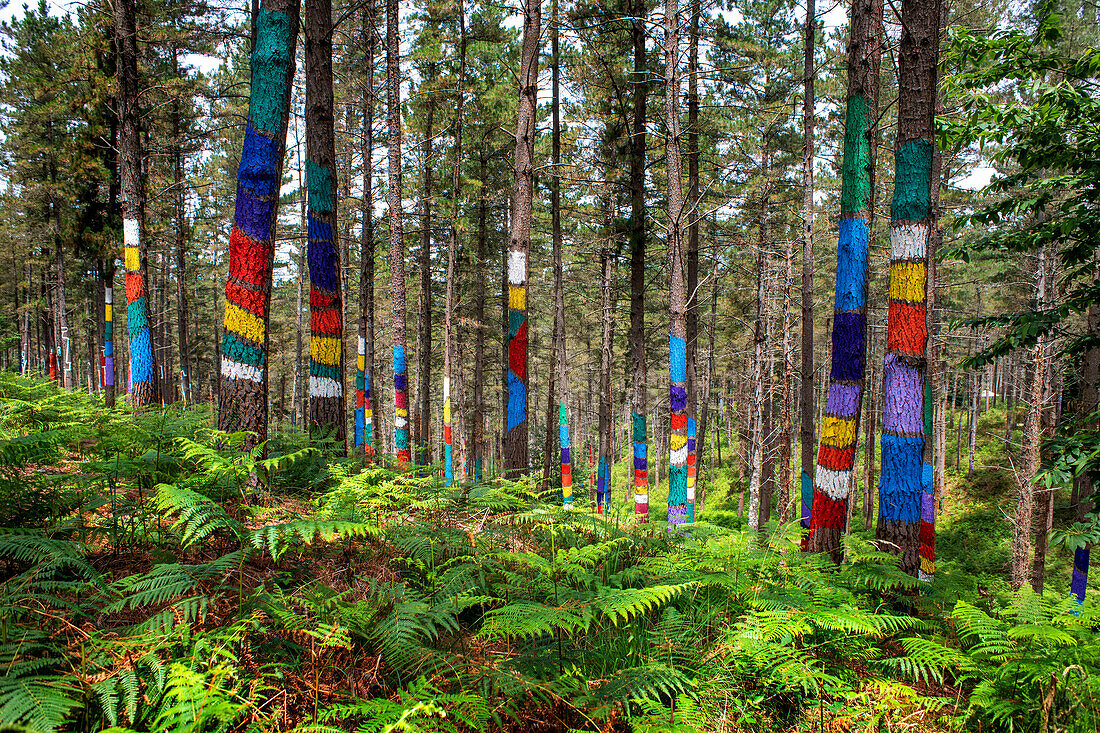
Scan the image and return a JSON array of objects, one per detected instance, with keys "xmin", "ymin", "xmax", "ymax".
[
  {"xmin": 249, "ymin": 9, "xmax": 295, "ymax": 134},
  {"xmin": 222, "ymin": 332, "xmax": 264, "ymax": 366},
  {"xmin": 310, "ymin": 361, "xmax": 340, "ymax": 379},
  {"xmin": 127, "ymin": 297, "xmax": 147, "ymax": 334},
  {"xmin": 632, "ymin": 411, "xmax": 646, "ymax": 443},
  {"xmin": 306, "ymin": 160, "xmax": 333, "ymax": 213},
  {"xmin": 891, "ymin": 139, "xmax": 933, "ymax": 222},
  {"xmin": 840, "ymin": 95, "xmax": 873, "ymax": 215}
]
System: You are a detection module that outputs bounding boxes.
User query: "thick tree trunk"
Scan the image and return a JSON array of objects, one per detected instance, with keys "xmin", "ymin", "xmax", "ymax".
[
  {"xmin": 388, "ymin": 0, "xmax": 411, "ymax": 462},
  {"xmin": 629, "ymin": 0, "xmax": 649, "ymax": 518},
  {"xmin": 666, "ymin": 0, "xmax": 690, "ymax": 525},
  {"xmin": 1072, "ymin": 296, "xmax": 1099, "ymax": 601},
  {"xmin": 799, "ymin": 0, "xmax": 817, "ymax": 532},
  {"xmin": 807, "ymin": 0, "xmax": 882, "ymax": 562},
  {"xmin": 114, "ymin": 0, "xmax": 158, "ymax": 410},
  {"xmin": 503, "ymin": 0, "xmax": 540, "ymax": 477},
  {"xmin": 305, "ymin": 0, "xmax": 346, "ymax": 449}
]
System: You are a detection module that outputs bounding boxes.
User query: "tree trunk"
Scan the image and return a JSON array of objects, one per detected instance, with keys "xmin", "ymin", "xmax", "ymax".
[
  {"xmin": 748, "ymin": 171, "xmax": 769, "ymax": 530},
  {"xmin": 629, "ymin": 0, "xmax": 649, "ymax": 519},
  {"xmin": 443, "ymin": 5, "xmax": 467, "ymax": 485},
  {"xmin": 1012, "ymin": 247, "xmax": 1049, "ymax": 591},
  {"xmin": 503, "ymin": 0, "xmax": 540, "ymax": 477},
  {"xmin": 170, "ymin": 54, "xmax": 192, "ymax": 406},
  {"xmin": 863, "ymin": 360, "xmax": 877, "ymax": 530},
  {"xmin": 1072, "ymin": 295, "xmax": 1099, "ymax": 601},
  {"xmin": 666, "ymin": 0, "xmax": 689, "ymax": 525},
  {"xmin": 597, "ymin": 230, "xmax": 614, "ymax": 512},
  {"xmin": 357, "ymin": 0, "xmax": 377, "ymax": 459},
  {"xmin": 685, "ymin": 0, "xmax": 700, "ymax": 522},
  {"xmin": 469, "ymin": 147, "xmax": 489, "ymax": 483},
  {"xmin": 103, "ymin": 260, "xmax": 117, "ymax": 406},
  {"xmin": 388, "ymin": 0, "xmax": 411, "ymax": 462},
  {"xmin": 807, "ymin": 0, "xmax": 882, "ymax": 562},
  {"xmin": 304, "ymin": 0, "xmax": 346, "ymax": 450},
  {"xmin": 799, "ymin": 0, "xmax": 816, "ymax": 532},
  {"xmin": 552, "ymin": 0, "xmax": 572, "ymax": 506},
  {"xmin": 114, "ymin": 0, "xmax": 158, "ymax": 410},
  {"xmin": 417, "ymin": 71, "xmax": 436, "ymax": 467},
  {"xmin": 875, "ymin": 0, "xmax": 940, "ymax": 576}
]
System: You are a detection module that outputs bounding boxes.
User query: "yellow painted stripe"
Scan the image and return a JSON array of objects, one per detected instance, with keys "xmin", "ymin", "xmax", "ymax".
[
  {"xmin": 310, "ymin": 336, "xmax": 341, "ymax": 366},
  {"xmin": 821, "ymin": 415, "xmax": 858, "ymax": 447},
  {"xmin": 888, "ymin": 261, "xmax": 926, "ymax": 303},
  {"xmin": 104, "ymin": 304, "xmax": 112, "ymax": 321},
  {"xmin": 508, "ymin": 285, "xmax": 526, "ymax": 310},
  {"xmin": 443, "ymin": 399, "xmax": 451, "ymax": 423},
  {"xmin": 670, "ymin": 434, "xmax": 688, "ymax": 450},
  {"xmin": 562, "ymin": 485, "xmax": 573, "ymax": 498},
  {"xmin": 396, "ymin": 407, "xmax": 408, "ymax": 417},
  {"xmin": 225, "ymin": 302, "xmax": 265, "ymax": 343},
  {"xmin": 357, "ymin": 355, "xmax": 365, "ymax": 370},
  {"xmin": 920, "ymin": 556, "xmax": 935, "ymax": 574},
  {"xmin": 124, "ymin": 246, "xmax": 139, "ymax": 272}
]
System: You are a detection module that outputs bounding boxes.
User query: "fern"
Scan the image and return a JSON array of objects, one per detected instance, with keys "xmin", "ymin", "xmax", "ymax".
[
  {"xmin": 153, "ymin": 484, "xmax": 242, "ymax": 547},
  {"xmin": 250, "ymin": 519, "xmax": 380, "ymax": 561},
  {"xmin": 478, "ymin": 599, "xmax": 591, "ymax": 641},
  {"xmin": 593, "ymin": 583, "xmax": 695, "ymax": 626}
]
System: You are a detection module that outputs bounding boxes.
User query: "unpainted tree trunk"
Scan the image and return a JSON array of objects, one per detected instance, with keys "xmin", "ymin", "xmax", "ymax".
[
  {"xmin": 799, "ymin": 0, "xmax": 817, "ymax": 532},
  {"xmin": 388, "ymin": 0, "xmax": 411, "ymax": 462}
]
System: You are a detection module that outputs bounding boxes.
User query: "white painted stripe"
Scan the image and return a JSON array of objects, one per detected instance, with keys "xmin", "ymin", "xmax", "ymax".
[
  {"xmin": 443, "ymin": 376, "xmax": 450, "ymax": 398},
  {"xmin": 687, "ymin": 485, "xmax": 695, "ymax": 502},
  {"xmin": 358, "ymin": 336, "xmax": 365, "ymax": 354},
  {"xmin": 815, "ymin": 467, "xmax": 850, "ymax": 500},
  {"xmin": 508, "ymin": 250, "xmax": 526, "ymax": 285},
  {"xmin": 918, "ymin": 569, "xmax": 933, "ymax": 583},
  {"xmin": 634, "ymin": 493, "xmax": 649, "ymax": 503},
  {"xmin": 124, "ymin": 218, "xmax": 140, "ymax": 249},
  {"xmin": 396, "ymin": 416, "xmax": 408, "ymax": 428},
  {"xmin": 309, "ymin": 375, "xmax": 343, "ymax": 398},
  {"xmin": 105, "ymin": 288, "xmax": 113, "ymax": 304},
  {"xmin": 670, "ymin": 446, "xmax": 688, "ymax": 464},
  {"xmin": 890, "ymin": 222, "xmax": 928, "ymax": 260},
  {"xmin": 221, "ymin": 356, "xmax": 262, "ymax": 383}
]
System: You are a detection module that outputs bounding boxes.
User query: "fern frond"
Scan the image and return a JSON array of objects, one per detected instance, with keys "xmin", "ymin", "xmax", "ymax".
[
  {"xmin": 251, "ymin": 519, "xmax": 380, "ymax": 561},
  {"xmin": 594, "ymin": 583, "xmax": 694, "ymax": 625}
]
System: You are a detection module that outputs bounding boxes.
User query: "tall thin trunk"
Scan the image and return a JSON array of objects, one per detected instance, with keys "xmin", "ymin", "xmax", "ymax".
[
  {"xmin": 305, "ymin": 0, "xmax": 346, "ymax": 449},
  {"xmin": 443, "ymin": 5, "xmax": 466, "ymax": 486},
  {"xmin": 1012, "ymin": 247, "xmax": 1049, "ymax": 590},
  {"xmin": 685, "ymin": 0, "xmax": 700, "ymax": 521},
  {"xmin": 629, "ymin": 0, "xmax": 649, "ymax": 518},
  {"xmin": 388, "ymin": 0, "xmax": 411, "ymax": 462},
  {"xmin": 1072, "ymin": 294, "xmax": 1099, "ymax": 601},
  {"xmin": 357, "ymin": 0, "xmax": 377, "ymax": 459},
  {"xmin": 666, "ymin": 0, "xmax": 690, "ymax": 525},
  {"xmin": 779, "ymin": 219, "xmax": 794, "ymax": 523},
  {"xmin": 597, "ymin": 223, "xmax": 614, "ymax": 513},
  {"xmin": 552, "ymin": 0, "xmax": 572, "ymax": 506},
  {"xmin": 417, "ymin": 71, "xmax": 436, "ymax": 467},
  {"xmin": 103, "ymin": 260, "xmax": 116, "ymax": 406},
  {"xmin": 748, "ymin": 162, "xmax": 769, "ymax": 530},
  {"xmin": 799, "ymin": 0, "xmax": 817, "ymax": 533},
  {"xmin": 469, "ymin": 147, "xmax": 488, "ymax": 483},
  {"xmin": 114, "ymin": 0, "xmax": 158, "ymax": 409},
  {"xmin": 807, "ymin": 0, "xmax": 882, "ymax": 562},
  {"xmin": 171, "ymin": 51, "xmax": 192, "ymax": 405},
  {"xmin": 503, "ymin": 0, "xmax": 540, "ymax": 476}
]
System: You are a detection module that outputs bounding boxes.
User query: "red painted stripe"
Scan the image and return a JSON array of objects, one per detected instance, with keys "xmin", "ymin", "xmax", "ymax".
[
  {"xmin": 671, "ymin": 414, "xmax": 687, "ymax": 430},
  {"xmin": 310, "ymin": 308, "xmax": 341, "ymax": 334},
  {"xmin": 310, "ymin": 287, "xmax": 337, "ymax": 309},
  {"xmin": 225, "ymin": 279, "xmax": 266, "ymax": 316},
  {"xmin": 508, "ymin": 321, "xmax": 528, "ymax": 380},
  {"xmin": 228, "ymin": 226, "xmax": 270, "ymax": 288},
  {"xmin": 810, "ymin": 489, "xmax": 847, "ymax": 530},
  {"xmin": 818, "ymin": 444, "xmax": 856, "ymax": 471},
  {"xmin": 126, "ymin": 272, "xmax": 144, "ymax": 301},
  {"xmin": 887, "ymin": 301, "xmax": 927, "ymax": 356}
]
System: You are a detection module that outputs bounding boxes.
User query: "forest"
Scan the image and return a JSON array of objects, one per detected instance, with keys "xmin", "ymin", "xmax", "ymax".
[{"xmin": 0, "ymin": 0, "xmax": 1097, "ymax": 726}]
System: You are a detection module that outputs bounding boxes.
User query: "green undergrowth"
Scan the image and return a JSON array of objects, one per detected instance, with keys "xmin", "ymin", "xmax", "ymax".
[{"xmin": 0, "ymin": 373, "xmax": 1097, "ymax": 733}]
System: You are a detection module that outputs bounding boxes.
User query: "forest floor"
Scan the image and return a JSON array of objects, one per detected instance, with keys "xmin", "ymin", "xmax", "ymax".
[{"xmin": 0, "ymin": 373, "xmax": 1096, "ymax": 733}]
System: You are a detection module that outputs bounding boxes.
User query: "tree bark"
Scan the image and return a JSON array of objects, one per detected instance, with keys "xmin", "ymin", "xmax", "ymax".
[
  {"xmin": 799, "ymin": 0, "xmax": 817, "ymax": 532},
  {"xmin": 807, "ymin": 0, "xmax": 882, "ymax": 561},
  {"xmin": 629, "ymin": 0, "xmax": 649, "ymax": 519},
  {"xmin": 388, "ymin": 0, "xmax": 411, "ymax": 462},
  {"xmin": 666, "ymin": 0, "xmax": 690, "ymax": 525},
  {"xmin": 171, "ymin": 50, "xmax": 192, "ymax": 406},
  {"xmin": 685, "ymin": 0, "xmax": 700, "ymax": 521},
  {"xmin": 114, "ymin": 0, "xmax": 159, "ymax": 410},
  {"xmin": 443, "ymin": 5, "xmax": 466, "ymax": 485},
  {"xmin": 417, "ymin": 66, "xmax": 436, "ymax": 467},
  {"xmin": 551, "ymin": 0, "xmax": 572, "ymax": 505},
  {"xmin": 469, "ymin": 147, "xmax": 489, "ymax": 483},
  {"xmin": 356, "ymin": 0, "xmax": 377, "ymax": 458},
  {"xmin": 305, "ymin": 0, "xmax": 346, "ymax": 449},
  {"xmin": 503, "ymin": 0, "xmax": 540, "ymax": 477}
]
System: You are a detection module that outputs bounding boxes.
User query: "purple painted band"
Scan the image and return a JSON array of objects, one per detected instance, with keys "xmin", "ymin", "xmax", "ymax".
[
  {"xmin": 883, "ymin": 353, "xmax": 923, "ymax": 435},
  {"xmin": 826, "ymin": 382, "xmax": 861, "ymax": 419}
]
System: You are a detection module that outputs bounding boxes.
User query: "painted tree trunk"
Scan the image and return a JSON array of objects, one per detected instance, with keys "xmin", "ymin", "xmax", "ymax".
[
  {"xmin": 357, "ymin": 0, "xmax": 376, "ymax": 459},
  {"xmin": 218, "ymin": 0, "xmax": 298, "ymax": 444},
  {"xmin": 304, "ymin": 0, "xmax": 345, "ymax": 448},
  {"xmin": 666, "ymin": 0, "xmax": 689, "ymax": 526},
  {"xmin": 876, "ymin": 0, "xmax": 939, "ymax": 577},
  {"xmin": 597, "ymin": 236, "xmax": 614, "ymax": 513},
  {"xmin": 552, "ymin": 0, "xmax": 571, "ymax": 507},
  {"xmin": 629, "ymin": 0, "xmax": 649, "ymax": 521},
  {"xmin": 503, "ymin": 0, "xmax": 540, "ymax": 477},
  {"xmin": 799, "ymin": 0, "xmax": 817, "ymax": 535},
  {"xmin": 443, "ymin": 4, "xmax": 466, "ymax": 487},
  {"xmin": 1073, "ymin": 299, "xmax": 1099, "ymax": 601},
  {"xmin": 806, "ymin": 0, "xmax": 882, "ymax": 562},
  {"xmin": 418, "ymin": 81, "xmax": 435, "ymax": 467},
  {"xmin": 387, "ymin": 0, "xmax": 410, "ymax": 463},
  {"xmin": 114, "ymin": 0, "xmax": 158, "ymax": 410},
  {"xmin": 103, "ymin": 261, "xmax": 116, "ymax": 407}
]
